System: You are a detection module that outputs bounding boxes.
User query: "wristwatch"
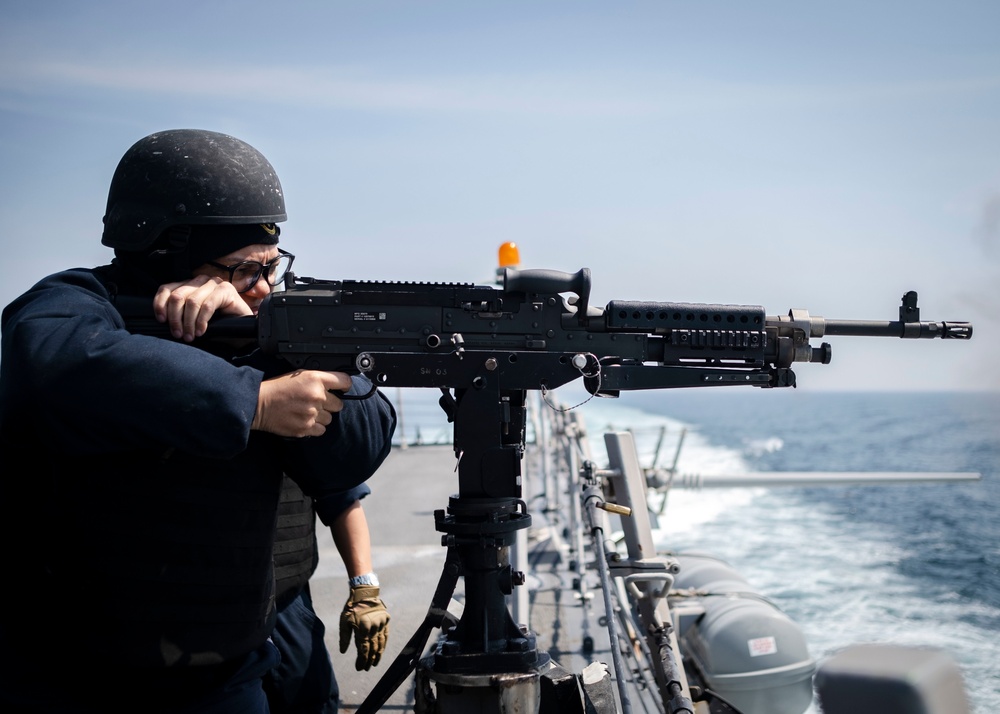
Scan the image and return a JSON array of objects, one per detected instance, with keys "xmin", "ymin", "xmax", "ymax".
[{"xmin": 349, "ymin": 572, "xmax": 380, "ymax": 588}]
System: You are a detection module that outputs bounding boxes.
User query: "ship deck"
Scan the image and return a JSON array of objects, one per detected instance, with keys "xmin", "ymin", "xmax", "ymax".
[
  {"xmin": 312, "ymin": 444, "xmax": 454, "ymax": 711},
  {"xmin": 311, "ymin": 442, "xmax": 615, "ymax": 712}
]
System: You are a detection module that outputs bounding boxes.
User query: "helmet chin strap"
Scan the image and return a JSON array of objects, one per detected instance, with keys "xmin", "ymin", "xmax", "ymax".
[
  {"xmin": 148, "ymin": 226, "xmax": 194, "ymax": 281},
  {"xmin": 110, "ymin": 226, "xmax": 195, "ymax": 294}
]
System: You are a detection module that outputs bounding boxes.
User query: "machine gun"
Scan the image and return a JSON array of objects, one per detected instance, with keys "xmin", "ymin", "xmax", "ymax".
[
  {"xmin": 120, "ymin": 266, "xmax": 972, "ymax": 713},
  {"xmin": 270, "ymin": 269, "xmax": 967, "ymax": 385}
]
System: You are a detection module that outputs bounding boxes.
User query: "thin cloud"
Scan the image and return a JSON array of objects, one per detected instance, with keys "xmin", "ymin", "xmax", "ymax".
[
  {"xmin": 1, "ymin": 60, "xmax": 660, "ymax": 117},
  {"xmin": 4, "ymin": 58, "xmax": 1000, "ymax": 119}
]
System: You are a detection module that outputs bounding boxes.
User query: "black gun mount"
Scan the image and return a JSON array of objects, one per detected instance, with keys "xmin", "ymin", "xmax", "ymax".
[{"xmin": 117, "ymin": 267, "xmax": 972, "ymax": 710}]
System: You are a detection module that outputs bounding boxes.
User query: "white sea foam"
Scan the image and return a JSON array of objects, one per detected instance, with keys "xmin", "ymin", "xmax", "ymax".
[
  {"xmin": 565, "ymin": 394, "xmax": 998, "ymax": 714},
  {"xmin": 387, "ymin": 388, "xmax": 998, "ymax": 713}
]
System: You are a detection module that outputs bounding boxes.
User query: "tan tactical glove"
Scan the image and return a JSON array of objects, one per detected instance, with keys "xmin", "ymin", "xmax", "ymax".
[{"xmin": 339, "ymin": 585, "xmax": 390, "ymax": 671}]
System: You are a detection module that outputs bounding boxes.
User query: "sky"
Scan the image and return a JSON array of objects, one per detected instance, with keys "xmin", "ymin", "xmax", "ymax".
[{"xmin": 1, "ymin": 1, "xmax": 998, "ymax": 391}]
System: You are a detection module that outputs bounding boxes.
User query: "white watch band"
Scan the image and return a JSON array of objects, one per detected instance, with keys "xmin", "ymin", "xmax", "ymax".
[{"xmin": 349, "ymin": 572, "xmax": 379, "ymax": 587}]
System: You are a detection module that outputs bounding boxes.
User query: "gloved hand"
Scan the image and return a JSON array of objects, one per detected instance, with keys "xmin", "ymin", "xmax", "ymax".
[{"xmin": 339, "ymin": 585, "xmax": 390, "ymax": 671}]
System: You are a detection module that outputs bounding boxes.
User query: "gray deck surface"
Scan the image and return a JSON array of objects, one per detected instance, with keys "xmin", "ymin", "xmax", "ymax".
[
  {"xmin": 310, "ymin": 443, "xmax": 615, "ymax": 713},
  {"xmin": 312, "ymin": 444, "xmax": 456, "ymax": 712}
]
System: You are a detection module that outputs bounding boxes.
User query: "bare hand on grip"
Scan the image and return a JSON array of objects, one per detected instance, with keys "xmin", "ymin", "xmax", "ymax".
[
  {"xmin": 153, "ymin": 275, "xmax": 251, "ymax": 342},
  {"xmin": 252, "ymin": 370, "xmax": 353, "ymax": 438}
]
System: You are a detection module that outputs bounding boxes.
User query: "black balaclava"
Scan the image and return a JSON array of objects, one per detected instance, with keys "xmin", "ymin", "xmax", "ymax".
[{"xmin": 106, "ymin": 223, "xmax": 280, "ymax": 296}]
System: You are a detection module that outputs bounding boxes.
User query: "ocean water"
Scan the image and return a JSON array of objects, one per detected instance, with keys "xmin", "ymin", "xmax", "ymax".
[{"xmin": 387, "ymin": 388, "xmax": 999, "ymax": 713}]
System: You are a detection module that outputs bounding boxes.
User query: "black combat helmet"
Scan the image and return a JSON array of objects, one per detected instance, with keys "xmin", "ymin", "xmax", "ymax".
[
  {"xmin": 102, "ymin": 129, "xmax": 286, "ymax": 251},
  {"xmin": 101, "ymin": 129, "xmax": 287, "ymax": 287}
]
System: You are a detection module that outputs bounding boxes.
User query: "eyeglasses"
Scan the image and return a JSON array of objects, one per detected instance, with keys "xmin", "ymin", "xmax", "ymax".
[{"xmin": 206, "ymin": 248, "xmax": 295, "ymax": 293}]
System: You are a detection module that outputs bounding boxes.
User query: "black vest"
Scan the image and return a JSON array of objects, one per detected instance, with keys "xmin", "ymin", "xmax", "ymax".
[
  {"xmin": 10, "ymin": 434, "xmax": 284, "ymax": 670},
  {"xmin": 273, "ymin": 475, "xmax": 319, "ymax": 610}
]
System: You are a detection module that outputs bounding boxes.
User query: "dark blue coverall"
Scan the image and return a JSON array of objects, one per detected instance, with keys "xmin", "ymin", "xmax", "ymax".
[{"xmin": 0, "ymin": 267, "xmax": 395, "ymax": 713}]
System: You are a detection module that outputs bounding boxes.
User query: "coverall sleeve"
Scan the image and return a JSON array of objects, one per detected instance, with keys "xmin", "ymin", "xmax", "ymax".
[
  {"xmin": 0, "ymin": 269, "xmax": 260, "ymax": 458},
  {"xmin": 283, "ymin": 374, "xmax": 397, "ymax": 506},
  {"xmin": 313, "ymin": 482, "xmax": 371, "ymax": 527}
]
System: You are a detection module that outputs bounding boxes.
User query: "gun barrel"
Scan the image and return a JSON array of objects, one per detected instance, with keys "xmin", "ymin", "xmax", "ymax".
[
  {"xmin": 673, "ymin": 471, "xmax": 981, "ymax": 488},
  {"xmin": 823, "ymin": 320, "xmax": 973, "ymax": 339}
]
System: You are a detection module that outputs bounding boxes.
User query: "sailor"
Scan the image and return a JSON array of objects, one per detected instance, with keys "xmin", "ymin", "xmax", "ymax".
[{"xmin": 0, "ymin": 129, "xmax": 395, "ymax": 712}]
